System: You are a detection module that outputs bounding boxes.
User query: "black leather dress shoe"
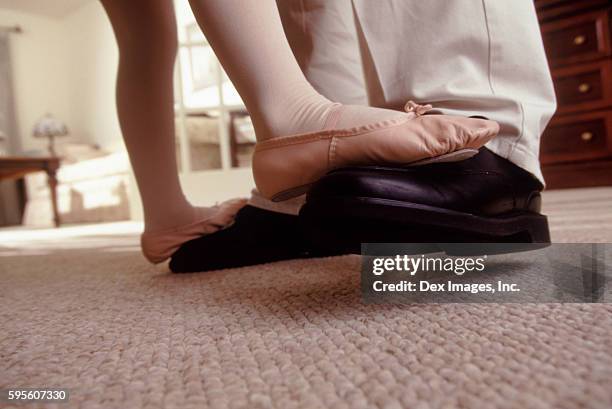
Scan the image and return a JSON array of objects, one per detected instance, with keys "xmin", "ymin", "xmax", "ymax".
[
  {"xmin": 169, "ymin": 205, "xmax": 343, "ymax": 273},
  {"xmin": 299, "ymin": 148, "xmax": 550, "ymax": 254}
]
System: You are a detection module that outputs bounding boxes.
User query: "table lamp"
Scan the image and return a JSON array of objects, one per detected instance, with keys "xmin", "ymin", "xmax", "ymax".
[{"xmin": 33, "ymin": 114, "xmax": 68, "ymax": 157}]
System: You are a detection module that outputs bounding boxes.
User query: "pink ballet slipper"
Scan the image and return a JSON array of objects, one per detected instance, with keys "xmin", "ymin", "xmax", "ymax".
[
  {"xmin": 253, "ymin": 101, "xmax": 500, "ymax": 201},
  {"xmin": 140, "ymin": 198, "xmax": 247, "ymax": 264}
]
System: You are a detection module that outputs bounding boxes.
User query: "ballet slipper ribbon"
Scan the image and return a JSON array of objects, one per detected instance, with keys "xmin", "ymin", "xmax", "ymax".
[{"xmin": 404, "ymin": 100, "xmax": 433, "ymax": 117}]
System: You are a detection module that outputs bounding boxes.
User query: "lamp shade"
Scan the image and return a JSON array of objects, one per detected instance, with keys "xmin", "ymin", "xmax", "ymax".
[{"xmin": 33, "ymin": 114, "xmax": 68, "ymax": 138}]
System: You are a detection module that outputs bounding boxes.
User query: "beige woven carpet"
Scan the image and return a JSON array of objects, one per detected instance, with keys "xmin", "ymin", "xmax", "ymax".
[{"xmin": 1, "ymin": 188, "xmax": 612, "ymax": 409}]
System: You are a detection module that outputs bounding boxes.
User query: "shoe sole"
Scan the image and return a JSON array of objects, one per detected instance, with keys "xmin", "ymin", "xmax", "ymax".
[
  {"xmin": 299, "ymin": 195, "xmax": 551, "ymax": 255},
  {"xmin": 270, "ymin": 149, "xmax": 480, "ymax": 202}
]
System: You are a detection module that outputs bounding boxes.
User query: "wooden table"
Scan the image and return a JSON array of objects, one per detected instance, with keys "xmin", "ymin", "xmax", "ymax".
[{"xmin": 0, "ymin": 156, "xmax": 61, "ymax": 227}]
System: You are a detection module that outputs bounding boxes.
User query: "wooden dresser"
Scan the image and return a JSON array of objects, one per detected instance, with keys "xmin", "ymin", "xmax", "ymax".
[{"xmin": 535, "ymin": 0, "xmax": 612, "ymax": 188}]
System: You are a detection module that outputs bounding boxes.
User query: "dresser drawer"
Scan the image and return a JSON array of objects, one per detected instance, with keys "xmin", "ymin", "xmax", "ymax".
[
  {"xmin": 552, "ymin": 60, "xmax": 612, "ymax": 114},
  {"xmin": 542, "ymin": 10, "xmax": 611, "ymax": 67},
  {"xmin": 536, "ymin": 0, "xmax": 611, "ymax": 24},
  {"xmin": 541, "ymin": 111, "xmax": 612, "ymax": 165}
]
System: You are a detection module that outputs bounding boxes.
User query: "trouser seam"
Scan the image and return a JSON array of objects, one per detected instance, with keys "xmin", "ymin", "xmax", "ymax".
[
  {"xmin": 481, "ymin": 0, "xmax": 496, "ymax": 97},
  {"xmin": 482, "ymin": 0, "xmax": 526, "ymax": 157}
]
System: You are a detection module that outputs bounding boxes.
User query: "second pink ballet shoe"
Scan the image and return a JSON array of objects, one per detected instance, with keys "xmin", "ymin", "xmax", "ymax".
[
  {"xmin": 252, "ymin": 101, "xmax": 500, "ymax": 201},
  {"xmin": 140, "ymin": 198, "xmax": 247, "ymax": 264}
]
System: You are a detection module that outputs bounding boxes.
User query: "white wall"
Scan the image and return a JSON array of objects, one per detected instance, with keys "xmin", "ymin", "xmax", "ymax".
[
  {"xmin": 0, "ymin": 8, "xmax": 72, "ymax": 152},
  {"xmin": 61, "ymin": 1, "xmax": 123, "ymax": 152},
  {"xmin": 0, "ymin": 2, "xmax": 123, "ymax": 153}
]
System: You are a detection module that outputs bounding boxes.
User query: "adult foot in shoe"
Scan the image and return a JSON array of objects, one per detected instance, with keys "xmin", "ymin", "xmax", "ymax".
[
  {"xmin": 252, "ymin": 101, "xmax": 499, "ymax": 201},
  {"xmin": 169, "ymin": 204, "xmax": 344, "ymax": 273},
  {"xmin": 299, "ymin": 147, "xmax": 549, "ymax": 254}
]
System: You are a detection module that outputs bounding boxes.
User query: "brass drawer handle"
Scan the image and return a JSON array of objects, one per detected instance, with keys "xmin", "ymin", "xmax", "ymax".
[
  {"xmin": 581, "ymin": 131, "xmax": 593, "ymax": 141},
  {"xmin": 573, "ymin": 35, "xmax": 586, "ymax": 45},
  {"xmin": 578, "ymin": 83, "xmax": 591, "ymax": 93}
]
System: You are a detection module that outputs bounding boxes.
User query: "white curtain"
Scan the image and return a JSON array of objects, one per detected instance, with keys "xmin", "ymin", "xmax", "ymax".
[
  {"xmin": 0, "ymin": 31, "xmax": 19, "ymax": 153},
  {"xmin": 0, "ymin": 31, "xmax": 23, "ymax": 226}
]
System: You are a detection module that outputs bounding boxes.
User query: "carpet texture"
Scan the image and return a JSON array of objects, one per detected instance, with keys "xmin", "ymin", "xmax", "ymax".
[{"xmin": 1, "ymin": 187, "xmax": 611, "ymax": 409}]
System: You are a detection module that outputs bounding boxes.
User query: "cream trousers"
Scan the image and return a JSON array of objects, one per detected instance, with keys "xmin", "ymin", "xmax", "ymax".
[{"xmin": 250, "ymin": 0, "xmax": 557, "ymax": 214}]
